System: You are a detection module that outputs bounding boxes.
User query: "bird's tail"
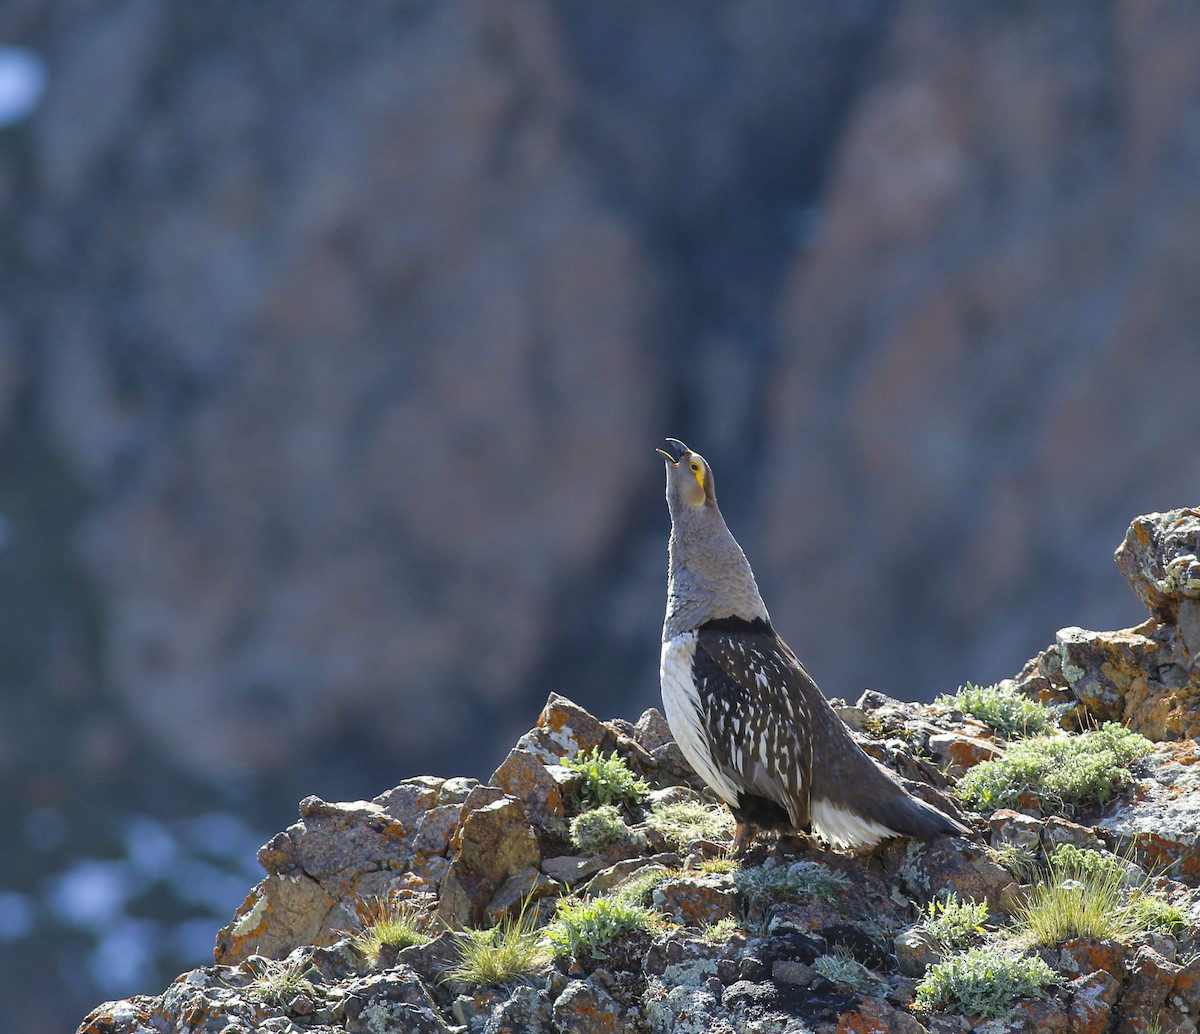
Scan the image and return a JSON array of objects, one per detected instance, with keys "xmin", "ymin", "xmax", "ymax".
[{"xmin": 808, "ymin": 706, "xmax": 968, "ymax": 849}]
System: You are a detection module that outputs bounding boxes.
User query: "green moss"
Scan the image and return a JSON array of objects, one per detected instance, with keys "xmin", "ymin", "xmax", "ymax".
[
  {"xmin": 563, "ymin": 748, "xmax": 651, "ymax": 809},
  {"xmin": 934, "ymin": 682, "xmax": 1058, "ymax": 739},
  {"xmin": 914, "ymin": 946, "xmax": 1057, "ymax": 1019},
  {"xmin": 956, "ymin": 723, "xmax": 1151, "ymax": 817},
  {"xmin": 569, "ymin": 804, "xmax": 634, "ymax": 855},
  {"xmin": 921, "ymin": 893, "xmax": 989, "ymax": 951},
  {"xmin": 547, "ymin": 895, "xmax": 662, "ymax": 960},
  {"xmin": 733, "ymin": 858, "xmax": 849, "ymax": 906},
  {"xmin": 645, "ymin": 800, "xmax": 733, "ymax": 848}
]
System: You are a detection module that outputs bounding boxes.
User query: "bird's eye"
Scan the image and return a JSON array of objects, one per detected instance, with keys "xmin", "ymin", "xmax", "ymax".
[{"xmin": 690, "ymin": 462, "xmax": 700, "ymax": 472}]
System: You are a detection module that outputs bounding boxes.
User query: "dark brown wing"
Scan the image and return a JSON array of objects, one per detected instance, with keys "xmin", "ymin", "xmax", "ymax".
[{"xmin": 693, "ymin": 623, "xmax": 818, "ymax": 829}]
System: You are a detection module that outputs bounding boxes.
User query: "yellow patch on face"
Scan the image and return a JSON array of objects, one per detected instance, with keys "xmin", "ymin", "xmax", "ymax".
[{"xmin": 689, "ymin": 460, "xmax": 704, "ymax": 489}]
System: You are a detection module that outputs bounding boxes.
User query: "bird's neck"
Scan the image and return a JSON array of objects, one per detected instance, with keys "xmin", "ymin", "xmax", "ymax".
[{"xmin": 663, "ymin": 517, "xmax": 768, "ymax": 641}]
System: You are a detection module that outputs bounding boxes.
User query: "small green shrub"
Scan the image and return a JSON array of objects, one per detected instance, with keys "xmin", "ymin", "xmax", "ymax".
[
  {"xmin": 547, "ymin": 895, "xmax": 661, "ymax": 960},
  {"xmin": 921, "ymin": 893, "xmax": 989, "ymax": 951},
  {"xmin": 1047, "ymin": 843, "xmax": 1131, "ymax": 886},
  {"xmin": 645, "ymin": 799, "xmax": 734, "ymax": 848},
  {"xmin": 956, "ymin": 723, "xmax": 1151, "ymax": 816},
  {"xmin": 734, "ymin": 858, "xmax": 850, "ymax": 906},
  {"xmin": 564, "ymin": 748, "xmax": 651, "ymax": 809},
  {"xmin": 350, "ymin": 892, "xmax": 432, "ymax": 962},
  {"xmin": 569, "ymin": 804, "xmax": 633, "ymax": 855},
  {"xmin": 1126, "ymin": 891, "xmax": 1186, "ymax": 935},
  {"xmin": 813, "ymin": 951, "xmax": 886, "ymax": 996},
  {"xmin": 443, "ymin": 905, "xmax": 549, "ymax": 987},
  {"xmin": 914, "ymin": 946, "xmax": 1057, "ymax": 1019},
  {"xmin": 934, "ymin": 682, "xmax": 1058, "ymax": 739}
]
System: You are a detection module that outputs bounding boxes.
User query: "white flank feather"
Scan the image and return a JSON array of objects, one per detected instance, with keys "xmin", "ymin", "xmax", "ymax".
[
  {"xmin": 659, "ymin": 632, "xmax": 742, "ymax": 805},
  {"xmin": 811, "ymin": 797, "xmax": 897, "ymax": 850}
]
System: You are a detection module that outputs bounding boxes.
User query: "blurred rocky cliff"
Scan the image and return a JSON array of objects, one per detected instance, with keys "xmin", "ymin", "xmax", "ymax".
[
  {"xmin": 7, "ymin": 0, "xmax": 1200, "ymax": 791},
  {"xmin": 4, "ymin": 0, "xmax": 1200, "ymax": 1022}
]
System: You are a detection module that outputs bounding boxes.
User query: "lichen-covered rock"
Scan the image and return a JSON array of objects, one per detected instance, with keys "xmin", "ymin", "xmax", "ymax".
[
  {"xmin": 894, "ymin": 926, "xmax": 942, "ymax": 978},
  {"xmin": 490, "ymin": 747, "xmax": 569, "ymax": 822},
  {"xmin": 988, "ymin": 808, "xmax": 1043, "ymax": 852},
  {"xmin": 1008, "ymin": 510, "xmax": 1200, "ymax": 740},
  {"xmin": 215, "ymin": 790, "xmax": 464, "ymax": 965},
  {"xmin": 926, "ymin": 730, "xmax": 1000, "ymax": 776},
  {"xmin": 815, "ymin": 997, "xmax": 931, "ymax": 1034},
  {"xmin": 892, "ymin": 837, "xmax": 1014, "ymax": 910},
  {"xmin": 1065, "ymin": 969, "xmax": 1123, "ymax": 1034},
  {"xmin": 1095, "ymin": 741, "xmax": 1200, "ymax": 878},
  {"xmin": 551, "ymin": 979, "xmax": 624, "ymax": 1034},
  {"xmin": 343, "ymin": 965, "xmax": 454, "ymax": 1034},
  {"xmin": 215, "ymin": 871, "xmax": 350, "ymax": 965},
  {"xmin": 1117, "ymin": 946, "xmax": 1182, "ymax": 1034},
  {"xmin": 652, "ymin": 873, "xmax": 739, "ymax": 928},
  {"xmin": 1116, "ymin": 509, "xmax": 1200, "ymax": 625},
  {"xmin": 436, "ymin": 788, "xmax": 542, "ymax": 929}
]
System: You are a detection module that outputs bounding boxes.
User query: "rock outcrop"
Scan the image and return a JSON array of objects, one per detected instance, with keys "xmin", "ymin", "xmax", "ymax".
[
  {"xmin": 1010, "ymin": 508, "xmax": 1200, "ymax": 742},
  {"xmin": 77, "ymin": 518, "xmax": 1200, "ymax": 1033}
]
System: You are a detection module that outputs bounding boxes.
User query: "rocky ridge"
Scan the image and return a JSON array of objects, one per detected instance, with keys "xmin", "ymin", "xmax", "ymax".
[{"xmin": 78, "ymin": 509, "xmax": 1200, "ymax": 1034}]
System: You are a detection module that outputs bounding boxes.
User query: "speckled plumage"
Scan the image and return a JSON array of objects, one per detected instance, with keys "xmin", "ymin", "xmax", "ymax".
[{"xmin": 658, "ymin": 439, "xmax": 967, "ymax": 849}]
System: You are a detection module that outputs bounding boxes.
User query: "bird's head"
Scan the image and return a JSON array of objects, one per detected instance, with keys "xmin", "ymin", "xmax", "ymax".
[{"xmin": 658, "ymin": 438, "xmax": 716, "ymax": 515}]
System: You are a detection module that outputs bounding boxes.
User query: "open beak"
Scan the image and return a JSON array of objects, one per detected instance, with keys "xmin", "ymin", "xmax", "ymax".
[{"xmin": 657, "ymin": 438, "xmax": 690, "ymax": 464}]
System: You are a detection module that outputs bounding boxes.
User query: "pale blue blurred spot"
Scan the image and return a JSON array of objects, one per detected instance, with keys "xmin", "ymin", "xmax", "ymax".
[
  {"xmin": 46, "ymin": 859, "xmax": 130, "ymax": 930},
  {"xmin": 0, "ymin": 46, "xmax": 46, "ymax": 127},
  {"xmin": 0, "ymin": 892, "xmax": 33, "ymax": 941}
]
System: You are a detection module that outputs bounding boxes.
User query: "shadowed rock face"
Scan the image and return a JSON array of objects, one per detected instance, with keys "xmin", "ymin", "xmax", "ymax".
[{"xmin": 4, "ymin": 1, "xmax": 1200, "ymax": 793}]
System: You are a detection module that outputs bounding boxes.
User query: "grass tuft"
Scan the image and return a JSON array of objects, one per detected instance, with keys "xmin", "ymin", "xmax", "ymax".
[
  {"xmin": 1016, "ymin": 843, "xmax": 1187, "ymax": 946},
  {"xmin": 696, "ymin": 856, "xmax": 738, "ymax": 876},
  {"xmin": 934, "ymin": 682, "xmax": 1058, "ymax": 739},
  {"xmin": 987, "ymin": 842, "xmax": 1042, "ymax": 885},
  {"xmin": 443, "ymin": 903, "xmax": 549, "ymax": 988},
  {"xmin": 547, "ymin": 895, "xmax": 662, "ymax": 960},
  {"xmin": 956, "ymin": 722, "xmax": 1151, "ymax": 817},
  {"xmin": 563, "ymin": 748, "xmax": 651, "ymax": 809},
  {"xmin": 350, "ymin": 892, "xmax": 432, "ymax": 962},
  {"xmin": 609, "ymin": 866, "xmax": 677, "ymax": 908},
  {"xmin": 914, "ymin": 946, "xmax": 1056, "ymax": 1019},
  {"xmin": 248, "ymin": 953, "xmax": 317, "ymax": 1007}
]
